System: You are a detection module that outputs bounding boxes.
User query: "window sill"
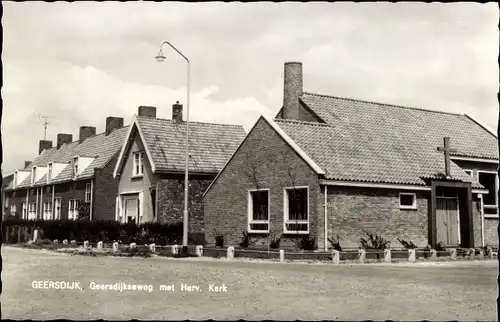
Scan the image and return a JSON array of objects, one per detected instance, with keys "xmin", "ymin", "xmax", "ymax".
[
  {"xmin": 131, "ymin": 175, "xmax": 144, "ymax": 180},
  {"xmin": 283, "ymin": 231, "xmax": 310, "ymax": 235},
  {"xmin": 484, "ymin": 214, "xmax": 499, "ymax": 219},
  {"xmin": 399, "ymin": 206, "xmax": 417, "ymax": 210}
]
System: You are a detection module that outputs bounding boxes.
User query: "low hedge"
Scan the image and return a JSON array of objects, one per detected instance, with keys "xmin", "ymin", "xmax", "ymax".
[{"xmin": 2, "ymin": 219, "xmax": 183, "ymax": 245}]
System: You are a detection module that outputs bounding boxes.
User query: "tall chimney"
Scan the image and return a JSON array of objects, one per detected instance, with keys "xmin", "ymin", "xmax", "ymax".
[
  {"xmin": 56, "ymin": 134, "xmax": 73, "ymax": 149},
  {"xmin": 105, "ymin": 117, "xmax": 124, "ymax": 136},
  {"xmin": 172, "ymin": 101, "xmax": 183, "ymax": 123},
  {"xmin": 39, "ymin": 140, "xmax": 53, "ymax": 154},
  {"xmin": 283, "ymin": 62, "xmax": 303, "ymax": 120},
  {"xmin": 24, "ymin": 161, "xmax": 31, "ymax": 168},
  {"xmin": 79, "ymin": 126, "xmax": 96, "ymax": 143},
  {"xmin": 138, "ymin": 106, "xmax": 157, "ymax": 118}
]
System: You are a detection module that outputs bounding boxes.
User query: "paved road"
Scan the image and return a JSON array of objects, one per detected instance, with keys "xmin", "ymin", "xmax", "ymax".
[{"xmin": 2, "ymin": 246, "xmax": 498, "ymax": 320}]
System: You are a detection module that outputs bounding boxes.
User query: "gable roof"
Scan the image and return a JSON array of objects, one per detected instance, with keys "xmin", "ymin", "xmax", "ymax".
[
  {"xmin": 114, "ymin": 115, "xmax": 246, "ymax": 177},
  {"xmin": 272, "ymin": 92, "xmax": 497, "ymax": 187},
  {"xmin": 6, "ymin": 127, "xmax": 128, "ymax": 190}
]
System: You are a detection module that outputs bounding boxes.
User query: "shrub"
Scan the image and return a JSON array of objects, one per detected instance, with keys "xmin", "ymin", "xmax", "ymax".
[
  {"xmin": 359, "ymin": 232, "xmax": 391, "ymax": 252},
  {"xmin": 269, "ymin": 234, "xmax": 282, "ymax": 249},
  {"xmin": 328, "ymin": 234, "xmax": 342, "ymax": 251},
  {"xmin": 293, "ymin": 235, "xmax": 317, "ymax": 251},
  {"xmin": 214, "ymin": 231, "xmax": 224, "ymax": 248},
  {"xmin": 435, "ymin": 241, "xmax": 446, "ymax": 251},
  {"xmin": 238, "ymin": 230, "xmax": 256, "ymax": 248},
  {"xmin": 397, "ymin": 238, "xmax": 417, "ymax": 249}
]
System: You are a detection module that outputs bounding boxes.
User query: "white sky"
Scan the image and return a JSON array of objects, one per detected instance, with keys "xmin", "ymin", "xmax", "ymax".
[{"xmin": 2, "ymin": 2, "xmax": 499, "ymax": 173}]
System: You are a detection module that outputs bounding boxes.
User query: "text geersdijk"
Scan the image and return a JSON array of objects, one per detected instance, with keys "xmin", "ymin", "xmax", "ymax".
[{"xmin": 32, "ymin": 281, "xmax": 83, "ymax": 291}]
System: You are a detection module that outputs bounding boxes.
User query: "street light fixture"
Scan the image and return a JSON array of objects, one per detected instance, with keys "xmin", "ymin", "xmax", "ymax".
[{"xmin": 155, "ymin": 41, "xmax": 190, "ymax": 251}]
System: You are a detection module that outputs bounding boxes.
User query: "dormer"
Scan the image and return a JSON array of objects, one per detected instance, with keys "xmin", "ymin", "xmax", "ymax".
[
  {"xmin": 72, "ymin": 155, "xmax": 96, "ymax": 179},
  {"xmin": 47, "ymin": 161, "xmax": 69, "ymax": 183},
  {"xmin": 15, "ymin": 169, "xmax": 31, "ymax": 188},
  {"xmin": 31, "ymin": 166, "xmax": 36, "ymax": 186},
  {"xmin": 31, "ymin": 165, "xmax": 47, "ymax": 186}
]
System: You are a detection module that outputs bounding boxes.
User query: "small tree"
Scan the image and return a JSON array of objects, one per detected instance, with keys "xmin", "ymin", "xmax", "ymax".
[
  {"xmin": 359, "ymin": 231, "xmax": 391, "ymax": 259},
  {"xmin": 397, "ymin": 238, "xmax": 417, "ymax": 250},
  {"xmin": 328, "ymin": 234, "xmax": 342, "ymax": 251}
]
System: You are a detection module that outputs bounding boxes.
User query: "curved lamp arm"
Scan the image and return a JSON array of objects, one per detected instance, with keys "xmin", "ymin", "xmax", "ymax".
[{"xmin": 156, "ymin": 41, "xmax": 190, "ymax": 64}]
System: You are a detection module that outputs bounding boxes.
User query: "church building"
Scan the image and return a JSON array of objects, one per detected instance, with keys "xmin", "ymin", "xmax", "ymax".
[{"xmin": 204, "ymin": 62, "xmax": 498, "ymax": 250}]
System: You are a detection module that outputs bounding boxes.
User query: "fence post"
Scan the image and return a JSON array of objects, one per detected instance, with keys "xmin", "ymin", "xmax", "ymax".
[
  {"xmin": 172, "ymin": 245, "xmax": 180, "ymax": 256},
  {"xmin": 149, "ymin": 243, "xmax": 156, "ymax": 253},
  {"xmin": 280, "ymin": 249, "xmax": 285, "ymax": 263},
  {"xmin": 70, "ymin": 240, "xmax": 76, "ymax": 245},
  {"xmin": 469, "ymin": 248, "xmax": 475, "ymax": 259},
  {"xmin": 53, "ymin": 239, "xmax": 59, "ymax": 244},
  {"xmin": 227, "ymin": 246, "xmax": 235, "ymax": 260},
  {"xmin": 408, "ymin": 249, "xmax": 416, "ymax": 263},
  {"xmin": 130, "ymin": 243, "xmax": 136, "ymax": 249},
  {"xmin": 112, "ymin": 242, "xmax": 119, "ymax": 252},
  {"xmin": 450, "ymin": 248, "xmax": 457, "ymax": 260},
  {"xmin": 83, "ymin": 241, "xmax": 89, "ymax": 249},
  {"xmin": 430, "ymin": 249, "xmax": 437, "ymax": 260},
  {"xmin": 383, "ymin": 249, "xmax": 391, "ymax": 263},
  {"xmin": 196, "ymin": 245, "xmax": 203, "ymax": 257},
  {"xmin": 97, "ymin": 241, "xmax": 103, "ymax": 250},
  {"xmin": 358, "ymin": 249, "xmax": 366, "ymax": 264},
  {"xmin": 478, "ymin": 249, "xmax": 484, "ymax": 260},
  {"xmin": 62, "ymin": 239, "xmax": 68, "ymax": 245},
  {"xmin": 332, "ymin": 250, "xmax": 340, "ymax": 265},
  {"xmin": 33, "ymin": 229, "xmax": 39, "ymax": 242}
]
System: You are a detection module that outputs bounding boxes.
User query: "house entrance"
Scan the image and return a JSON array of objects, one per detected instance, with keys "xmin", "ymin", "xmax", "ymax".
[
  {"xmin": 435, "ymin": 187, "xmax": 460, "ymax": 246},
  {"xmin": 123, "ymin": 195, "xmax": 140, "ymax": 224}
]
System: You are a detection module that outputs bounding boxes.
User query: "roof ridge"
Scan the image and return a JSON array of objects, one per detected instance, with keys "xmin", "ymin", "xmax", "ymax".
[
  {"xmin": 42, "ymin": 125, "xmax": 129, "ymax": 150},
  {"xmin": 301, "ymin": 91, "xmax": 463, "ymax": 117},
  {"xmin": 137, "ymin": 116, "xmax": 244, "ymax": 129},
  {"xmin": 274, "ymin": 118, "xmax": 331, "ymax": 127}
]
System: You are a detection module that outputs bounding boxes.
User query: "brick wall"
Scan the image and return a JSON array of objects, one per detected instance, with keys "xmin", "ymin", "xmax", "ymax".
[
  {"xmin": 52, "ymin": 181, "xmax": 88, "ymax": 219},
  {"xmin": 204, "ymin": 117, "xmax": 320, "ymax": 249},
  {"xmin": 471, "ymin": 196, "xmax": 482, "ymax": 247},
  {"xmin": 156, "ymin": 174, "xmax": 213, "ymax": 234},
  {"xmin": 5, "ymin": 189, "xmax": 28, "ymax": 218},
  {"xmin": 484, "ymin": 218, "xmax": 499, "ymax": 246},
  {"xmin": 325, "ymin": 186, "xmax": 429, "ymax": 249},
  {"xmin": 93, "ymin": 154, "xmax": 120, "ymax": 221}
]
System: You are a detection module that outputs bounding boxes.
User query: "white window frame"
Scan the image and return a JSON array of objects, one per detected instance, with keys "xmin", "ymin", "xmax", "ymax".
[
  {"xmin": 73, "ymin": 157, "xmax": 79, "ymax": 179},
  {"xmin": 132, "ymin": 151, "xmax": 145, "ymax": 177},
  {"xmin": 47, "ymin": 162, "xmax": 53, "ymax": 183},
  {"xmin": 477, "ymin": 170, "xmax": 499, "ymax": 218},
  {"xmin": 43, "ymin": 201, "xmax": 52, "ymax": 220},
  {"xmin": 5, "ymin": 194, "xmax": 9, "ymax": 208},
  {"xmin": 85, "ymin": 183, "xmax": 91, "ymax": 203},
  {"xmin": 22, "ymin": 202, "xmax": 27, "ymax": 219},
  {"xmin": 31, "ymin": 166, "xmax": 37, "ymax": 186},
  {"xmin": 247, "ymin": 188, "xmax": 270, "ymax": 233},
  {"xmin": 283, "ymin": 186, "xmax": 310, "ymax": 234},
  {"xmin": 399, "ymin": 192, "xmax": 417, "ymax": 210},
  {"xmin": 10, "ymin": 204, "xmax": 16, "ymax": 216},
  {"xmin": 68, "ymin": 199, "xmax": 80, "ymax": 220},
  {"xmin": 28, "ymin": 202, "xmax": 37, "ymax": 220},
  {"xmin": 54, "ymin": 198, "xmax": 62, "ymax": 220}
]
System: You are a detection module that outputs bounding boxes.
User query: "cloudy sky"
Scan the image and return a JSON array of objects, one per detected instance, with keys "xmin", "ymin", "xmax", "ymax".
[{"xmin": 2, "ymin": 2, "xmax": 498, "ymax": 173}]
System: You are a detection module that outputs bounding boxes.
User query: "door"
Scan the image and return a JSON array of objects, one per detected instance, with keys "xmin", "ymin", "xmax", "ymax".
[
  {"xmin": 54, "ymin": 199, "xmax": 62, "ymax": 220},
  {"xmin": 124, "ymin": 197, "xmax": 139, "ymax": 224},
  {"xmin": 436, "ymin": 196, "xmax": 460, "ymax": 246}
]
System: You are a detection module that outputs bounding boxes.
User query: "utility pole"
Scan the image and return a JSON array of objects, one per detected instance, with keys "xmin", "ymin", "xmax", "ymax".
[{"xmin": 38, "ymin": 115, "xmax": 56, "ymax": 140}]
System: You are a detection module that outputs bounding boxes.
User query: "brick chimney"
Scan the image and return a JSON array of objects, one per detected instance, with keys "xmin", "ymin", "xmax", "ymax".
[
  {"xmin": 172, "ymin": 101, "xmax": 183, "ymax": 123},
  {"xmin": 56, "ymin": 134, "xmax": 73, "ymax": 149},
  {"xmin": 138, "ymin": 106, "xmax": 157, "ymax": 118},
  {"xmin": 24, "ymin": 161, "xmax": 31, "ymax": 168},
  {"xmin": 79, "ymin": 126, "xmax": 96, "ymax": 143},
  {"xmin": 282, "ymin": 62, "xmax": 303, "ymax": 120},
  {"xmin": 39, "ymin": 140, "xmax": 53, "ymax": 154},
  {"xmin": 105, "ymin": 117, "xmax": 124, "ymax": 136}
]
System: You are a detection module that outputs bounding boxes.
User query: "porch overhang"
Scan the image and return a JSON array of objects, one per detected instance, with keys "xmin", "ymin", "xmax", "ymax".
[{"xmin": 319, "ymin": 180, "xmax": 431, "ymax": 191}]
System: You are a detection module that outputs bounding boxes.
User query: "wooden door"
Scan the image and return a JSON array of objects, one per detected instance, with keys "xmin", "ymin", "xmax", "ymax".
[{"xmin": 436, "ymin": 197, "xmax": 460, "ymax": 246}]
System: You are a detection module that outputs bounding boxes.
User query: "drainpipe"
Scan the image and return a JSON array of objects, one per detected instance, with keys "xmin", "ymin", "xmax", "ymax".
[
  {"xmin": 51, "ymin": 184, "xmax": 55, "ymax": 220},
  {"xmin": 36, "ymin": 188, "xmax": 40, "ymax": 219},
  {"xmin": 479, "ymin": 194, "xmax": 485, "ymax": 247},
  {"xmin": 90, "ymin": 179, "xmax": 94, "ymax": 221},
  {"xmin": 324, "ymin": 185, "xmax": 328, "ymax": 251},
  {"xmin": 40, "ymin": 187, "xmax": 44, "ymax": 219},
  {"xmin": 25, "ymin": 189, "xmax": 29, "ymax": 220}
]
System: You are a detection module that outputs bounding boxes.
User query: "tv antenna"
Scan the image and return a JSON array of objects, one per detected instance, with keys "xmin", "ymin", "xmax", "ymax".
[{"xmin": 38, "ymin": 115, "xmax": 56, "ymax": 140}]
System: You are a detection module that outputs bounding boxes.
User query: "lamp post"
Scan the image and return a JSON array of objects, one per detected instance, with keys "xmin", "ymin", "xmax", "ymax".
[{"xmin": 155, "ymin": 41, "xmax": 190, "ymax": 251}]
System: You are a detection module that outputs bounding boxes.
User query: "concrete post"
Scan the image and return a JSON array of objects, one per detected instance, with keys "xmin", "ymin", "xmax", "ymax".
[
  {"xmin": 83, "ymin": 241, "xmax": 89, "ymax": 249},
  {"xmin": 478, "ymin": 249, "xmax": 484, "ymax": 260},
  {"xmin": 172, "ymin": 245, "xmax": 180, "ymax": 256},
  {"xmin": 70, "ymin": 240, "xmax": 76, "ymax": 245},
  {"xmin": 33, "ymin": 229, "xmax": 39, "ymax": 242},
  {"xmin": 408, "ymin": 249, "xmax": 416, "ymax": 262},
  {"xmin": 149, "ymin": 243, "xmax": 156, "ymax": 253},
  {"xmin": 62, "ymin": 239, "xmax": 68, "ymax": 245},
  {"xmin": 487, "ymin": 247, "xmax": 494, "ymax": 259},
  {"xmin": 130, "ymin": 243, "xmax": 136, "ymax": 249},
  {"xmin": 196, "ymin": 245, "xmax": 203, "ymax": 257},
  {"xmin": 384, "ymin": 249, "xmax": 391, "ymax": 263},
  {"xmin": 227, "ymin": 246, "xmax": 235, "ymax": 260},
  {"xmin": 112, "ymin": 242, "xmax": 119, "ymax": 252},
  {"xmin": 280, "ymin": 249, "xmax": 285, "ymax": 263},
  {"xmin": 358, "ymin": 249, "xmax": 366, "ymax": 264},
  {"xmin": 53, "ymin": 239, "xmax": 59, "ymax": 244},
  {"xmin": 450, "ymin": 248, "xmax": 457, "ymax": 260},
  {"xmin": 332, "ymin": 250, "xmax": 340, "ymax": 265},
  {"xmin": 430, "ymin": 249, "xmax": 437, "ymax": 260},
  {"xmin": 469, "ymin": 248, "xmax": 475, "ymax": 259},
  {"xmin": 97, "ymin": 241, "xmax": 103, "ymax": 250}
]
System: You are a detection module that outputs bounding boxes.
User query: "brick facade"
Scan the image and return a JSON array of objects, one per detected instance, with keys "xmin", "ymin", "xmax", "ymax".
[
  {"xmin": 94, "ymin": 154, "xmax": 120, "ymax": 221},
  {"xmin": 484, "ymin": 218, "xmax": 498, "ymax": 246},
  {"xmin": 204, "ymin": 117, "xmax": 320, "ymax": 249}
]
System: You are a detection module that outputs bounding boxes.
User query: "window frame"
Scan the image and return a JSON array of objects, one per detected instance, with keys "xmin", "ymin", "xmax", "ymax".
[
  {"xmin": 43, "ymin": 201, "xmax": 52, "ymax": 220},
  {"xmin": 73, "ymin": 157, "xmax": 79, "ymax": 179},
  {"xmin": 399, "ymin": 192, "xmax": 417, "ymax": 210},
  {"xmin": 10, "ymin": 204, "xmax": 16, "ymax": 216},
  {"xmin": 85, "ymin": 183, "xmax": 91, "ymax": 203},
  {"xmin": 47, "ymin": 162, "xmax": 53, "ymax": 183},
  {"xmin": 283, "ymin": 186, "xmax": 310, "ymax": 235},
  {"xmin": 132, "ymin": 151, "xmax": 145, "ymax": 177},
  {"xmin": 28, "ymin": 202, "xmax": 37, "ymax": 220},
  {"xmin": 22, "ymin": 202, "xmax": 27, "ymax": 219},
  {"xmin": 68, "ymin": 199, "xmax": 80, "ymax": 220},
  {"xmin": 477, "ymin": 170, "xmax": 499, "ymax": 218},
  {"xmin": 31, "ymin": 166, "xmax": 37, "ymax": 186},
  {"xmin": 54, "ymin": 198, "xmax": 62, "ymax": 220},
  {"xmin": 247, "ymin": 188, "xmax": 270, "ymax": 234}
]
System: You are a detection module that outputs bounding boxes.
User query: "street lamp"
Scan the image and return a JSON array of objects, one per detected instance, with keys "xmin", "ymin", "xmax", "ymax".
[{"xmin": 155, "ymin": 41, "xmax": 190, "ymax": 251}]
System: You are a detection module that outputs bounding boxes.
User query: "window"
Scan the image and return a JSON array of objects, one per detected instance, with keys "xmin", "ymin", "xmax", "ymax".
[
  {"xmin": 45, "ymin": 186, "xmax": 51, "ymax": 194},
  {"xmin": 22, "ymin": 202, "xmax": 27, "ymax": 219},
  {"xmin": 133, "ymin": 152, "xmax": 144, "ymax": 176},
  {"xmin": 47, "ymin": 163, "xmax": 53, "ymax": 182},
  {"xmin": 43, "ymin": 201, "xmax": 52, "ymax": 220},
  {"xmin": 54, "ymin": 198, "xmax": 62, "ymax": 220},
  {"xmin": 28, "ymin": 202, "xmax": 37, "ymax": 220},
  {"xmin": 73, "ymin": 157, "xmax": 79, "ymax": 179},
  {"xmin": 247, "ymin": 189, "xmax": 270, "ymax": 233},
  {"xmin": 68, "ymin": 199, "xmax": 80, "ymax": 220},
  {"xmin": 284, "ymin": 187, "xmax": 309, "ymax": 234},
  {"xmin": 399, "ymin": 193, "xmax": 417, "ymax": 210},
  {"xmin": 478, "ymin": 171, "xmax": 498, "ymax": 215},
  {"xmin": 10, "ymin": 204, "xmax": 16, "ymax": 217},
  {"xmin": 85, "ymin": 183, "xmax": 91, "ymax": 202},
  {"xmin": 5, "ymin": 194, "xmax": 9, "ymax": 208}
]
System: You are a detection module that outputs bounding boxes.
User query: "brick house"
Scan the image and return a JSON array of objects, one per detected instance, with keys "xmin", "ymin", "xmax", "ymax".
[
  {"xmin": 4, "ymin": 117, "xmax": 128, "ymax": 221},
  {"xmin": 112, "ymin": 103, "xmax": 245, "ymax": 241},
  {"xmin": 204, "ymin": 62, "xmax": 499, "ymax": 250},
  {"xmin": 2, "ymin": 171, "xmax": 15, "ymax": 219}
]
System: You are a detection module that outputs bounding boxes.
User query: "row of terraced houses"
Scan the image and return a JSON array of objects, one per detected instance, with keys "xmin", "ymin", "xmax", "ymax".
[{"xmin": 2, "ymin": 62, "xmax": 499, "ymax": 249}]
